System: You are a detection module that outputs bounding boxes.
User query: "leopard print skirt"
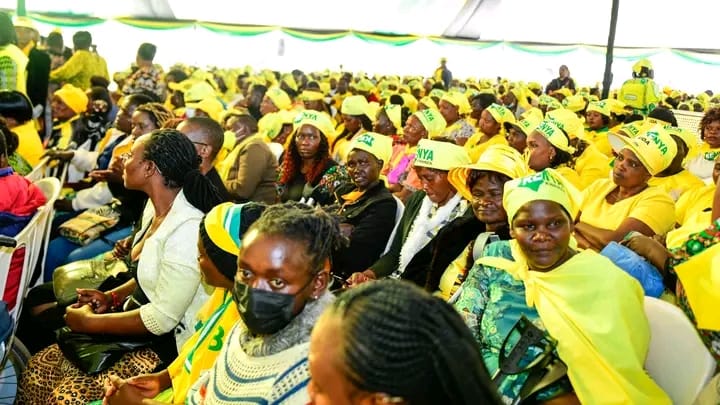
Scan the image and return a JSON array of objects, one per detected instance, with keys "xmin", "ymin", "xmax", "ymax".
[{"xmin": 16, "ymin": 344, "xmax": 160, "ymax": 405}]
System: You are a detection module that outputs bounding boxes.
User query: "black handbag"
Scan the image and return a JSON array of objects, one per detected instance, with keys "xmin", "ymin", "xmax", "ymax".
[{"xmin": 56, "ymin": 326, "xmax": 153, "ymax": 375}]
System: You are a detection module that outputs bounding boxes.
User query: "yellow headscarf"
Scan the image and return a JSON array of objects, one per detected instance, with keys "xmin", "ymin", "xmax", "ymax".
[
  {"xmin": 350, "ymin": 132, "xmax": 393, "ymax": 166},
  {"xmin": 485, "ymin": 103, "xmax": 516, "ymax": 132},
  {"xmin": 440, "ymin": 91, "xmax": 472, "ymax": 115},
  {"xmin": 383, "ymin": 104, "xmax": 403, "ymax": 134},
  {"xmin": 292, "ymin": 110, "xmax": 335, "ymax": 140},
  {"xmin": 54, "ymin": 84, "xmax": 88, "ymax": 114},
  {"xmin": 448, "ymin": 144, "xmax": 529, "ymax": 201},
  {"xmin": 341, "ymin": 95, "xmax": 370, "ymax": 119},
  {"xmin": 413, "ymin": 109, "xmax": 447, "ymax": 139},
  {"xmin": 586, "ymin": 100, "xmax": 611, "ymax": 117},
  {"xmin": 266, "ymin": 86, "xmax": 292, "ymax": 110},
  {"xmin": 533, "ymin": 120, "xmax": 576, "ymax": 154},
  {"xmin": 300, "ymin": 90, "xmax": 324, "ymax": 101},
  {"xmin": 419, "ymin": 96, "xmax": 438, "ymax": 111},
  {"xmin": 503, "ymin": 168, "xmax": 582, "ymax": 223}
]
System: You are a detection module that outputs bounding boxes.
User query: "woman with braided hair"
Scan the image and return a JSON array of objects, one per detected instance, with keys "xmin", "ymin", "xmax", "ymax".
[
  {"xmin": 307, "ymin": 279, "xmax": 501, "ymax": 405},
  {"xmin": 18, "ymin": 129, "xmax": 224, "ymax": 404}
]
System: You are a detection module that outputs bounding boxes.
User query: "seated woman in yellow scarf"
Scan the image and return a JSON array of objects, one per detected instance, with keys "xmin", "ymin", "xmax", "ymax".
[
  {"xmin": 686, "ymin": 107, "xmax": 720, "ymax": 184},
  {"xmin": 331, "ymin": 95, "xmax": 374, "ymax": 164},
  {"xmin": 464, "ymin": 103, "xmax": 515, "ymax": 162},
  {"xmin": 373, "ymin": 104, "xmax": 406, "ymax": 146},
  {"xmin": 503, "ymin": 108, "xmax": 543, "ymax": 154},
  {"xmin": 438, "ymin": 91, "xmax": 476, "ymax": 146},
  {"xmin": 384, "ymin": 109, "xmax": 446, "ymax": 203},
  {"xmin": 664, "ymin": 153, "xmax": 720, "ymax": 250},
  {"xmin": 648, "ymin": 126, "xmax": 704, "ymax": 201},
  {"xmin": 454, "ymin": 168, "xmax": 670, "ymax": 404},
  {"xmin": 525, "ymin": 119, "xmax": 583, "ymax": 190},
  {"xmin": 584, "ymin": 100, "xmax": 613, "ymax": 157},
  {"xmin": 259, "ymin": 86, "xmax": 292, "ymax": 118},
  {"xmin": 575, "ymin": 125, "xmax": 676, "ymax": 251},
  {"xmin": 90, "ymin": 202, "xmax": 266, "ymax": 405},
  {"xmin": 434, "ymin": 145, "xmax": 528, "ymax": 300},
  {"xmin": 546, "ymin": 108, "xmax": 611, "ymax": 189}
]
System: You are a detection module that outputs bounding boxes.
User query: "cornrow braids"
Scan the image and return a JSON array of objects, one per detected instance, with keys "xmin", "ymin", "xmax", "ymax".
[
  {"xmin": 142, "ymin": 128, "xmax": 223, "ymax": 213},
  {"xmin": 136, "ymin": 102, "xmax": 174, "ymax": 129},
  {"xmin": 330, "ymin": 279, "xmax": 501, "ymax": 405},
  {"xmin": 245, "ymin": 202, "xmax": 344, "ymax": 274}
]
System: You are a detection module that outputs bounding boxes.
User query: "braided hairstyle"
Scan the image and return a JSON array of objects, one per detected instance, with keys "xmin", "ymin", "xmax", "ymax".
[
  {"xmin": 245, "ymin": 201, "xmax": 345, "ymax": 275},
  {"xmin": 327, "ymin": 279, "xmax": 501, "ymax": 405},
  {"xmin": 279, "ymin": 127, "xmax": 331, "ymax": 186},
  {"xmin": 142, "ymin": 128, "xmax": 223, "ymax": 213},
  {"xmin": 135, "ymin": 102, "xmax": 174, "ymax": 129}
]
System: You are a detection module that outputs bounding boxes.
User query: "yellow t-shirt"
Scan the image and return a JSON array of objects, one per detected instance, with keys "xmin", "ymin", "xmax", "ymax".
[
  {"xmin": 685, "ymin": 143, "xmax": 720, "ymax": 184},
  {"xmin": 648, "ymin": 169, "xmax": 705, "ymax": 201},
  {"xmin": 464, "ymin": 132, "xmax": 507, "ymax": 163},
  {"xmin": 666, "ymin": 184, "xmax": 715, "ymax": 249},
  {"xmin": 574, "ymin": 143, "xmax": 611, "ymax": 189},
  {"xmin": 13, "ymin": 121, "xmax": 43, "ymax": 167},
  {"xmin": 167, "ymin": 288, "xmax": 239, "ymax": 404},
  {"xmin": 555, "ymin": 165, "xmax": 583, "ymax": 191},
  {"xmin": 332, "ymin": 128, "xmax": 362, "ymax": 165},
  {"xmin": 579, "ymin": 179, "xmax": 675, "ymax": 235},
  {"xmin": 585, "ymin": 128, "xmax": 613, "ymax": 158}
]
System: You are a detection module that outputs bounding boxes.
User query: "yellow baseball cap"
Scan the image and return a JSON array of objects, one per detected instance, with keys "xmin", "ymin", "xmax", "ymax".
[
  {"xmin": 54, "ymin": 84, "xmax": 88, "ymax": 114},
  {"xmin": 186, "ymin": 98, "xmax": 225, "ymax": 122},
  {"xmin": 13, "ymin": 16, "xmax": 37, "ymax": 31},
  {"xmin": 299, "ymin": 90, "xmax": 324, "ymax": 101},
  {"xmin": 414, "ymin": 139, "xmax": 470, "ymax": 171},
  {"xmin": 413, "ymin": 108, "xmax": 447, "ymax": 139},
  {"xmin": 350, "ymin": 132, "xmax": 393, "ymax": 166},
  {"xmin": 608, "ymin": 124, "xmax": 677, "ymax": 175},
  {"xmin": 183, "ymin": 81, "xmax": 217, "ymax": 103},
  {"xmin": 354, "ymin": 78, "xmax": 375, "ymax": 93},
  {"xmin": 665, "ymin": 126, "xmax": 699, "ymax": 151},
  {"xmin": 429, "ymin": 88, "xmax": 446, "ymax": 100},
  {"xmin": 448, "ymin": 144, "xmax": 529, "ymax": 201},
  {"xmin": 292, "ymin": 110, "xmax": 335, "ymax": 140},
  {"xmin": 632, "ymin": 59, "xmax": 653, "ymax": 74},
  {"xmin": 545, "ymin": 108, "xmax": 585, "ymax": 140},
  {"xmin": 383, "ymin": 104, "xmax": 403, "ymax": 134},
  {"xmin": 503, "ymin": 168, "xmax": 583, "ymax": 222},
  {"xmin": 485, "ymin": 103, "xmax": 516, "ymax": 127},
  {"xmin": 341, "ymin": 95, "xmax": 371, "ymax": 120},
  {"xmin": 505, "ymin": 109, "xmax": 543, "ymax": 137},
  {"xmin": 265, "ymin": 87, "xmax": 292, "ymax": 111},
  {"xmin": 533, "ymin": 120, "xmax": 575, "ymax": 154},
  {"xmin": 440, "ymin": 91, "xmax": 472, "ymax": 115},
  {"xmin": 586, "ymin": 100, "xmax": 611, "ymax": 117}
]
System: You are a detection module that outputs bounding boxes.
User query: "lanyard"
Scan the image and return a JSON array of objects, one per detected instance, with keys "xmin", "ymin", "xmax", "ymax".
[{"xmin": 183, "ymin": 291, "xmax": 234, "ymax": 373}]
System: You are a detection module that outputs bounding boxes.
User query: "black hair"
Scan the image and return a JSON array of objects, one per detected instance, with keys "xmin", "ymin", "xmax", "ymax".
[
  {"xmin": 166, "ymin": 69, "xmax": 189, "ymax": 83},
  {"xmin": 432, "ymin": 82, "xmax": 445, "ymax": 91},
  {"xmin": 623, "ymin": 113, "xmax": 645, "ymax": 124},
  {"xmin": 466, "ymin": 169, "xmax": 512, "ymax": 192},
  {"xmin": 245, "ymin": 202, "xmax": 345, "ymax": 274},
  {"xmin": 306, "ymin": 81, "xmax": 320, "ymax": 90},
  {"xmin": 137, "ymin": 42, "xmax": 157, "ymax": 61},
  {"xmin": 135, "ymin": 102, "xmax": 173, "ymax": 129},
  {"xmin": 0, "ymin": 119, "xmax": 18, "ymax": 156},
  {"xmin": 199, "ymin": 202, "xmax": 267, "ymax": 281},
  {"xmin": 46, "ymin": 32, "xmax": 63, "ymax": 50},
  {"xmin": 0, "ymin": 90, "xmax": 33, "ymax": 123},
  {"xmin": 328, "ymin": 279, "xmax": 501, "ymax": 405},
  {"xmin": 470, "ymin": 93, "xmax": 498, "ymax": 110},
  {"xmin": 648, "ymin": 107, "xmax": 678, "ymax": 127},
  {"xmin": 0, "ymin": 12, "xmax": 17, "ymax": 46},
  {"xmin": 331, "ymin": 114, "xmax": 373, "ymax": 151},
  {"xmin": 228, "ymin": 112, "xmax": 258, "ymax": 133},
  {"xmin": 388, "ymin": 94, "xmax": 404, "ymax": 106},
  {"xmin": 72, "ymin": 31, "xmax": 92, "ymax": 50},
  {"xmin": 184, "ymin": 116, "xmax": 225, "ymax": 160},
  {"xmin": 90, "ymin": 75, "xmax": 110, "ymax": 89},
  {"xmin": 700, "ymin": 107, "xmax": 720, "ymax": 140},
  {"xmin": 89, "ymin": 86, "xmax": 112, "ymax": 108},
  {"xmin": 124, "ymin": 93, "xmax": 154, "ymax": 110},
  {"xmin": 0, "ymin": 125, "xmax": 6, "ymax": 158},
  {"xmin": 548, "ymin": 127, "xmax": 574, "ymax": 167},
  {"xmin": 142, "ymin": 128, "xmax": 224, "ymax": 213}
]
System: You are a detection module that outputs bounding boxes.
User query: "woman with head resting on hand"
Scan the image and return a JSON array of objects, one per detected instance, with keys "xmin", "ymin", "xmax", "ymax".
[
  {"xmin": 433, "ymin": 144, "xmax": 528, "ymax": 300},
  {"xmin": 18, "ymin": 129, "xmax": 225, "ymax": 404},
  {"xmin": 96, "ymin": 202, "xmax": 267, "ymax": 405},
  {"xmin": 308, "ymin": 279, "xmax": 502, "ymax": 405},
  {"xmin": 454, "ymin": 168, "xmax": 670, "ymax": 404},
  {"xmin": 348, "ymin": 139, "xmax": 481, "ymax": 290},
  {"xmin": 574, "ymin": 125, "xmax": 676, "ymax": 251}
]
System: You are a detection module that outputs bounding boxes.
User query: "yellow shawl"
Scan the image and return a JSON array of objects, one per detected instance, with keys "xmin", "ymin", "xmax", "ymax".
[{"xmin": 478, "ymin": 240, "xmax": 670, "ymax": 404}]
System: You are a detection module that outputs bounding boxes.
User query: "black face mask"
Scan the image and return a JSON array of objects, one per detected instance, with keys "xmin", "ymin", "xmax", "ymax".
[{"xmin": 232, "ymin": 276, "xmax": 314, "ymax": 335}]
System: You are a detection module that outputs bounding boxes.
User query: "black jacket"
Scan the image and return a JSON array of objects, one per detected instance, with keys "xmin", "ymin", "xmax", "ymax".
[
  {"xmin": 26, "ymin": 47, "xmax": 51, "ymax": 109},
  {"xmin": 332, "ymin": 181, "xmax": 397, "ymax": 279},
  {"xmin": 370, "ymin": 191, "xmax": 483, "ymax": 289}
]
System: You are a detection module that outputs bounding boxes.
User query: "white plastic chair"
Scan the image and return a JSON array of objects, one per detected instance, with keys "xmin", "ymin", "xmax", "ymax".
[
  {"xmin": 31, "ymin": 177, "xmax": 62, "ymax": 289},
  {"xmin": 24, "ymin": 156, "xmax": 50, "ymax": 182},
  {"xmin": 382, "ymin": 196, "xmax": 405, "ymax": 255},
  {"xmin": 643, "ymin": 296, "xmax": 717, "ymax": 404}
]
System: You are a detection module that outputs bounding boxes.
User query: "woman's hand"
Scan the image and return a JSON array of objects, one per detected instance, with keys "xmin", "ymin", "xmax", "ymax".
[
  {"xmin": 75, "ymin": 288, "xmax": 111, "ymax": 313},
  {"xmin": 64, "ymin": 304, "xmax": 98, "ymax": 333},
  {"xmin": 621, "ymin": 234, "xmax": 671, "ymax": 273},
  {"xmin": 346, "ymin": 270, "xmax": 377, "ymax": 287},
  {"xmin": 112, "ymin": 237, "xmax": 133, "ymax": 259},
  {"xmin": 43, "ymin": 148, "xmax": 74, "ymax": 162},
  {"xmin": 104, "ymin": 375, "xmax": 148, "ymax": 405},
  {"xmin": 124, "ymin": 374, "xmax": 163, "ymax": 398}
]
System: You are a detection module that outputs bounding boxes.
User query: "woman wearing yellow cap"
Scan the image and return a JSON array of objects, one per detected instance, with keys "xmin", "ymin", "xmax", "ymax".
[
  {"xmin": 259, "ymin": 86, "xmax": 291, "ymax": 117},
  {"xmin": 433, "ymin": 145, "xmax": 527, "ymax": 300},
  {"xmin": 574, "ymin": 126, "xmax": 676, "ymax": 251},
  {"xmin": 48, "ymin": 83, "xmax": 88, "ymax": 149},
  {"xmin": 525, "ymin": 119, "xmax": 583, "ymax": 189},
  {"xmin": 438, "ymin": 92, "xmax": 476, "ymax": 146},
  {"xmin": 331, "ymin": 95, "xmax": 374, "ymax": 164},
  {"xmin": 648, "ymin": 127, "xmax": 704, "ymax": 201},
  {"xmin": 686, "ymin": 107, "xmax": 720, "ymax": 184},
  {"xmin": 278, "ymin": 110, "xmax": 350, "ymax": 206},
  {"xmin": 348, "ymin": 139, "xmax": 478, "ymax": 289},
  {"xmin": 385, "ymin": 109, "xmax": 447, "ymax": 203},
  {"xmin": 464, "ymin": 103, "xmax": 515, "ymax": 163},
  {"xmin": 584, "ymin": 100, "xmax": 614, "ymax": 157},
  {"xmin": 90, "ymin": 203, "xmax": 266, "ymax": 405},
  {"xmin": 332, "ymin": 132, "xmax": 399, "ymax": 281},
  {"xmin": 454, "ymin": 169, "xmax": 670, "ymax": 404},
  {"xmin": 373, "ymin": 104, "xmax": 407, "ymax": 146}
]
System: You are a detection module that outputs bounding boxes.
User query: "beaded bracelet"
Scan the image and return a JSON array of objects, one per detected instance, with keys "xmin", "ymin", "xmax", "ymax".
[{"xmin": 109, "ymin": 291, "xmax": 121, "ymax": 312}]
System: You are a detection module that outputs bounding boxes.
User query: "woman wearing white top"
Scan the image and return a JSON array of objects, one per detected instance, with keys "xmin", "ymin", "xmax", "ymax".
[{"xmin": 18, "ymin": 129, "xmax": 224, "ymax": 405}]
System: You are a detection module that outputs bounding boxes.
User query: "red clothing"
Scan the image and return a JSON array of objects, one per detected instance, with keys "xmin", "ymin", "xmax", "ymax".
[{"xmin": 0, "ymin": 169, "xmax": 47, "ymax": 309}]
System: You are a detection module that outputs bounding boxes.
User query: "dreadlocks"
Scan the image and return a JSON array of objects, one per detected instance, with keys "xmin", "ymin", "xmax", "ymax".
[{"xmin": 136, "ymin": 102, "xmax": 174, "ymax": 129}]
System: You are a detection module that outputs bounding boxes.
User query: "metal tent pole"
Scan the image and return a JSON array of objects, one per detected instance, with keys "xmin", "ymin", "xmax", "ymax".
[{"xmin": 602, "ymin": 0, "xmax": 620, "ymax": 99}]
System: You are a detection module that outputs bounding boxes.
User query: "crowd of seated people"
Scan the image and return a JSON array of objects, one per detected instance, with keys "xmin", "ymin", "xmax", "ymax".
[{"xmin": 2, "ymin": 16, "xmax": 720, "ymax": 403}]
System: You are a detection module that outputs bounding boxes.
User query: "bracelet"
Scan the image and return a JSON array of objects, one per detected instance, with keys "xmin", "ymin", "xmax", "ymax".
[{"xmin": 110, "ymin": 291, "xmax": 121, "ymax": 311}]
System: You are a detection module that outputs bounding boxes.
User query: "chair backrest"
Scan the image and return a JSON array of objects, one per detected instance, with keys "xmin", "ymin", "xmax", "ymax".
[
  {"xmin": 31, "ymin": 177, "xmax": 62, "ymax": 289},
  {"xmin": 643, "ymin": 296, "xmax": 717, "ymax": 404},
  {"xmin": 382, "ymin": 196, "xmax": 405, "ymax": 255},
  {"xmin": 24, "ymin": 156, "xmax": 50, "ymax": 182}
]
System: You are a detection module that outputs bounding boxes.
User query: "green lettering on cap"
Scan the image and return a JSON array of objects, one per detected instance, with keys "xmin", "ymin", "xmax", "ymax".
[
  {"xmin": 538, "ymin": 121, "xmax": 555, "ymax": 138},
  {"xmin": 646, "ymin": 132, "xmax": 668, "ymax": 155},
  {"xmin": 422, "ymin": 110, "xmax": 434, "ymax": 121},
  {"xmin": 517, "ymin": 170, "xmax": 563, "ymax": 192},
  {"xmin": 357, "ymin": 134, "xmax": 374, "ymax": 147},
  {"xmin": 416, "ymin": 147, "xmax": 434, "ymax": 163}
]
